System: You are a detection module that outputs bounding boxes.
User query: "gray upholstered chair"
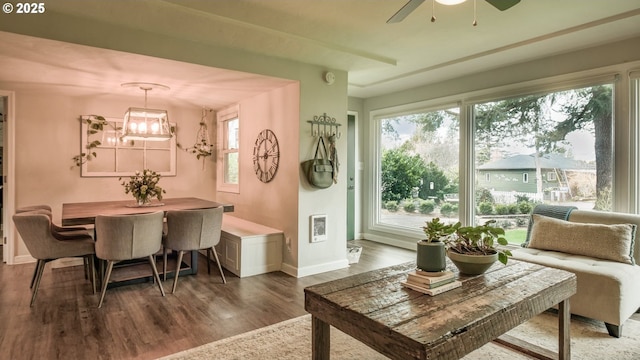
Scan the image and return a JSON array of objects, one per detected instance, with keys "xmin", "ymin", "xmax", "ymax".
[
  {"xmin": 16, "ymin": 204, "xmax": 90, "ymax": 236},
  {"xmin": 163, "ymin": 206, "xmax": 226, "ymax": 293},
  {"xmin": 12, "ymin": 211, "xmax": 96, "ymax": 307},
  {"xmin": 95, "ymin": 211, "xmax": 166, "ymax": 308},
  {"xmin": 16, "ymin": 206, "xmax": 94, "ymax": 289}
]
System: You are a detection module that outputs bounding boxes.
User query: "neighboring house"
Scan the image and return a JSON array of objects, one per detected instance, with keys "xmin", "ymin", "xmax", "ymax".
[{"xmin": 477, "ymin": 153, "xmax": 596, "ymax": 201}]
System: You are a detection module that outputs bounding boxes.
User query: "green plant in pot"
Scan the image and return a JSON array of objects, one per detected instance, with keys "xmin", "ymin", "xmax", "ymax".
[
  {"xmin": 417, "ymin": 218, "xmax": 459, "ymax": 272},
  {"xmin": 445, "ymin": 220, "xmax": 512, "ymax": 275}
]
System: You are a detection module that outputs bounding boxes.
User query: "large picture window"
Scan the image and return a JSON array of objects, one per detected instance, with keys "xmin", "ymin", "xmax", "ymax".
[
  {"xmin": 473, "ymin": 84, "xmax": 614, "ymax": 244},
  {"xmin": 370, "ymin": 80, "xmax": 617, "ymax": 246},
  {"xmin": 376, "ymin": 107, "xmax": 460, "ymax": 233}
]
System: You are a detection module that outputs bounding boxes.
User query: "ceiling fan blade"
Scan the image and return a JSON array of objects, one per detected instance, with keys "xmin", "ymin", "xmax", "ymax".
[
  {"xmin": 387, "ymin": 0, "xmax": 425, "ymax": 23},
  {"xmin": 485, "ymin": 0, "xmax": 521, "ymax": 11}
]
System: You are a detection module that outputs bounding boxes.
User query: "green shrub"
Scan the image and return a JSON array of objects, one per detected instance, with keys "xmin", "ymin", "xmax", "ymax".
[
  {"xmin": 386, "ymin": 201, "xmax": 399, "ymax": 212},
  {"xmin": 440, "ymin": 203, "xmax": 458, "ymax": 217},
  {"xmin": 516, "ymin": 217, "xmax": 528, "ymax": 227},
  {"xmin": 478, "ymin": 202, "xmax": 493, "ymax": 215},
  {"xmin": 495, "ymin": 204, "xmax": 509, "ymax": 215},
  {"xmin": 402, "ymin": 199, "xmax": 416, "ymax": 213},
  {"xmin": 418, "ymin": 200, "xmax": 435, "ymax": 214},
  {"xmin": 508, "ymin": 203, "xmax": 520, "ymax": 214},
  {"xmin": 518, "ymin": 201, "xmax": 533, "ymax": 214}
]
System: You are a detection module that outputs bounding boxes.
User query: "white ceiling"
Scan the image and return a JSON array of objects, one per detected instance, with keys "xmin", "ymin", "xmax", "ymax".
[{"xmin": 1, "ymin": 0, "xmax": 639, "ymax": 108}]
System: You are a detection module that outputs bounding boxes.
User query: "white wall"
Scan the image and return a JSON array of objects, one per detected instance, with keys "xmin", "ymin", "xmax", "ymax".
[{"xmin": 216, "ymin": 82, "xmax": 301, "ymax": 270}]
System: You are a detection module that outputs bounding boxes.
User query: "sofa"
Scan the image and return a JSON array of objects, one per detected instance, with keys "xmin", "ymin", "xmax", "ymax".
[{"xmin": 511, "ymin": 205, "xmax": 640, "ymax": 338}]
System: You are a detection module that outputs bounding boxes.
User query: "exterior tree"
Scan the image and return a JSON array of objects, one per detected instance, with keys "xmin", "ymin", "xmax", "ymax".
[
  {"xmin": 556, "ymin": 85, "xmax": 612, "ymax": 210},
  {"xmin": 381, "ymin": 148, "xmax": 426, "ymax": 202},
  {"xmin": 419, "ymin": 161, "xmax": 452, "ymax": 200},
  {"xmin": 475, "ymin": 84, "xmax": 612, "ymax": 209}
]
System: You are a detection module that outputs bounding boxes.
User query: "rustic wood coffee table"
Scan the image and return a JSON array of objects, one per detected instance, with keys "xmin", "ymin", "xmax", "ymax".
[{"xmin": 305, "ymin": 260, "xmax": 577, "ymax": 360}]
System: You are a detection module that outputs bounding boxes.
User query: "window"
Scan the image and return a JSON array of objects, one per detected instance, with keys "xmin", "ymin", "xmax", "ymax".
[
  {"xmin": 473, "ymin": 83, "xmax": 614, "ymax": 244},
  {"xmin": 375, "ymin": 106, "xmax": 460, "ymax": 234},
  {"xmin": 79, "ymin": 116, "xmax": 176, "ymax": 177},
  {"xmin": 217, "ymin": 105, "xmax": 240, "ymax": 193},
  {"xmin": 368, "ymin": 75, "xmax": 628, "ymax": 249}
]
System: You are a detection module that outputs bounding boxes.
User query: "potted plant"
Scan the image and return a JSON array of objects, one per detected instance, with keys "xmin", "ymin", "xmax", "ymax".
[
  {"xmin": 417, "ymin": 218, "xmax": 460, "ymax": 272},
  {"xmin": 445, "ymin": 220, "xmax": 512, "ymax": 275}
]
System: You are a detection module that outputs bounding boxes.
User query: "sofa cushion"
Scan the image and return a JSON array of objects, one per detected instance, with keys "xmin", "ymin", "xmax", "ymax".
[
  {"xmin": 512, "ymin": 249, "xmax": 640, "ymax": 325},
  {"xmin": 528, "ymin": 214, "xmax": 636, "ymax": 265}
]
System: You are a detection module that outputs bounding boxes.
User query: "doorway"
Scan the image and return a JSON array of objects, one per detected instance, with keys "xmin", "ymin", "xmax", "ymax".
[
  {"xmin": 0, "ymin": 96, "xmax": 5, "ymax": 262},
  {"xmin": 347, "ymin": 113, "xmax": 356, "ymax": 241},
  {"xmin": 1, "ymin": 91, "xmax": 14, "ymax": 265}
]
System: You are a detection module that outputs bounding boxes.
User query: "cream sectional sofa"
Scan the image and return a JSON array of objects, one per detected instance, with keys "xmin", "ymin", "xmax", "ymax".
[{"xmin": 512, "ymin": 205, "xmax": 640, "ymax": 338}]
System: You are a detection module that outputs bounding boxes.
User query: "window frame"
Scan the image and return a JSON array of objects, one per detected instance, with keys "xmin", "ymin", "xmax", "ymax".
[
  {"xmin": 216, "ymin": 105, "xmax": 240, "ymax": 193},
  {"xmin": 365, "ymin": 70, "xmax": 630, "ymax": 248},
  {"xmin": 369, "ymin": 101, "xmax": 461, "ymax": 240}
]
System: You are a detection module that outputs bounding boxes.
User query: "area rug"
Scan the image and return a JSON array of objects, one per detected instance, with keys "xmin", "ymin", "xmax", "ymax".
[{"xmin": 159, "ymin": 311, "xmax": 640, "ymax": 359}]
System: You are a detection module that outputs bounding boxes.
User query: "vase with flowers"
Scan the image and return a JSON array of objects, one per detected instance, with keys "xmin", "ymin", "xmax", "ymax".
[{"xmin": 120, "ymin": 169, "xmax": 166, "ymax": 206}]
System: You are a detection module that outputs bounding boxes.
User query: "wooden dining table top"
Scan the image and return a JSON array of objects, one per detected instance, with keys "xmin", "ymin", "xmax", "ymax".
[{"xmin": 62, "ymin": 197, "xmax": 234, "ymax": 226}]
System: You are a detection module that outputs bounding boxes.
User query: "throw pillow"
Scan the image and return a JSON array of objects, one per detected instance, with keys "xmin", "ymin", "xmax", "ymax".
[{"xmin": 528, "ymin": 214, "xmax": 636, "ymax": 265}]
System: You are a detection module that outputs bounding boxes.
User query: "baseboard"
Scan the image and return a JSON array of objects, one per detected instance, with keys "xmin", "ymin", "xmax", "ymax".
[
  {"xmin": 361, "ymin": 232, "xmax": 415, "ymax": 251},
  {"xmin": 295, "ymin": 259, "xmax": 349, "ymax": 278},
  {"xmin": 13, "ymin": 254, "xmax": 35, "ymax": 265},
  {"xmin": 280, "ymin": 262, "xmax": 298, "ymax": 277}
]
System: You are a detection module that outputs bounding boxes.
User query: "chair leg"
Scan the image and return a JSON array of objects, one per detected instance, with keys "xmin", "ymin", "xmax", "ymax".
[
  {"xmin": 30, "ymin": 260, "xmax": 46, "ymax": 307},
  {"xmin": 171, "ymin": 251, "xmax": 185, "ymax": 293},
  {"xmin": 88, "ymin": 255, "xmax": 96, "ymax": 295},
  {"xmin": 209, "ymin": 247, "xmax": 226, "ymax": 284},
  {"xmin": 148, "ymin": 255, "xmax": 166, "ymax": 297},
  {"xmin": 206, "ymin": 248, "xmax": 212, "ymax": 274},
  {"xmin": 29, "ymin": 261, "xmax": 40, "ymax": 289},
  {"xmin": 83, "ymin": 256, "xmax": 89, "ymax": 280},
  {"xmin": 98, "ymin": 260, "xmax": 115, "ymax": 308},
  {"xmin": 163, "ymin": 247, "xmax": 168, "ymax": 281}
]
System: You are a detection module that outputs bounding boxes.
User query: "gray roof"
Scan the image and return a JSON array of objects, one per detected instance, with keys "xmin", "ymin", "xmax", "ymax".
[{"xmin": 477, "ymin": 153, "xmax": 594, "ymax": 171}]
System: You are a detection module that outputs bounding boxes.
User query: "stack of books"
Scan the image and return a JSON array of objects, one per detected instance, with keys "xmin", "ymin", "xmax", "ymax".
[{"xmin": 401, "ymin": 269, "xmax": 461, "ymax": 296}]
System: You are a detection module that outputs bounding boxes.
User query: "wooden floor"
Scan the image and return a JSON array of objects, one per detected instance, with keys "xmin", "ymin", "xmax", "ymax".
[{"xmin": 0, "ymin": 240, "xmax": 415, "ymax": 360}]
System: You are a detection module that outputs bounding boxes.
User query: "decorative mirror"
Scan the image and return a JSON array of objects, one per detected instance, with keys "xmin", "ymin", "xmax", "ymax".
[{"xmin": 79, "ymin": 115, "xmax": 176, "ymax": 177}]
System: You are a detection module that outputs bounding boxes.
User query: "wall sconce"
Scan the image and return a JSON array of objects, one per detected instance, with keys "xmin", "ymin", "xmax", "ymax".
[{"xmin": 121, "ymin": 82, "xmax": 172, "ymax": 142}]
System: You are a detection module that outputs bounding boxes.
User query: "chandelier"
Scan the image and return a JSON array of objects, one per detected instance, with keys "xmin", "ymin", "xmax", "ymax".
[{"xmin": 121, "ymin": 82, "xmax": 172, "ymax": 141}]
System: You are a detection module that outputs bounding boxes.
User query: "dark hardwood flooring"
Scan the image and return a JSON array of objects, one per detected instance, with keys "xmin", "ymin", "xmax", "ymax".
[{"xmin": 0, "ymin": 240, "xmax": 415, "ymax": 360}]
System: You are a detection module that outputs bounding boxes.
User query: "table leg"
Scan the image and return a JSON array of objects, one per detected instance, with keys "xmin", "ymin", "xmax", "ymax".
[
  {"xmin": 190, "ymin": 249, "xmax": 198, "ymax": 274},
  {"xmin": 312, "ymin": 315, "xmax": 330, "ymax": 360},
  {"xmin": 558, "ymin": 299, "xmax": 571, "ymax": 360}
]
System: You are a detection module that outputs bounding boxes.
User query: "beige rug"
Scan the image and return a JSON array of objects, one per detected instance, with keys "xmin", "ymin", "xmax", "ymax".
[{"xmin": 159, "ymin": 311, "xmax": 640, "ymax": 359}]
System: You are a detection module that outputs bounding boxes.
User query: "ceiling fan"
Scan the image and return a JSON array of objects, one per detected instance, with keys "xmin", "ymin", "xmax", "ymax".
[{"xmin": 387, "ymin": 0, "xmax": 521, "ymax": 23}]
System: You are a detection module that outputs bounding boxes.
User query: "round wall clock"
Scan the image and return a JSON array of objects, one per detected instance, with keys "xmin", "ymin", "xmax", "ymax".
[{"xmin": 252, "ymin": 129, "xmax": 280, "ymax": 183}]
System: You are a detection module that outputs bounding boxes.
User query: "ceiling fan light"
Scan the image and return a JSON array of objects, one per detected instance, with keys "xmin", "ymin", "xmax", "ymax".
[{"xmin": 435, "ymin": 0, "xmax": 467, "ymax": 5}]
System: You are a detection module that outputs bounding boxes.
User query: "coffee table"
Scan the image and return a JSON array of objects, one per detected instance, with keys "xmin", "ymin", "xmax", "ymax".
[{"xmin": 304, "ymin": 260, "xmax": 577, "ymax": 360}]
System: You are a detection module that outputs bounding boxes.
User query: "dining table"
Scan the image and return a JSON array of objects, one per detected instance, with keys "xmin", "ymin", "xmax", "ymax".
[{"xmin": 62, "ymin": 197, "xmax": 234, "ymax": 287}]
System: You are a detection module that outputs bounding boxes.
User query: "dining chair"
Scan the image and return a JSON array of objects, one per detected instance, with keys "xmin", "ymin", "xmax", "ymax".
[
  {"xmin": 16, "ymin": 206, "xmax": 94, "ymax": 289},
  {"xmin": 16, "ymin": 204, "xmax": 90, "ymax": 235},
  {"xmin": 94, "ymin": 211, "xmax": 166, "ymax": 308},
  {"xmin": 163, "ymin": 206, "xmax": 226, "ymax": 293},
  {"xmin": 12, "ymin": 211, "xmax": 96, "ymax": 307}
]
